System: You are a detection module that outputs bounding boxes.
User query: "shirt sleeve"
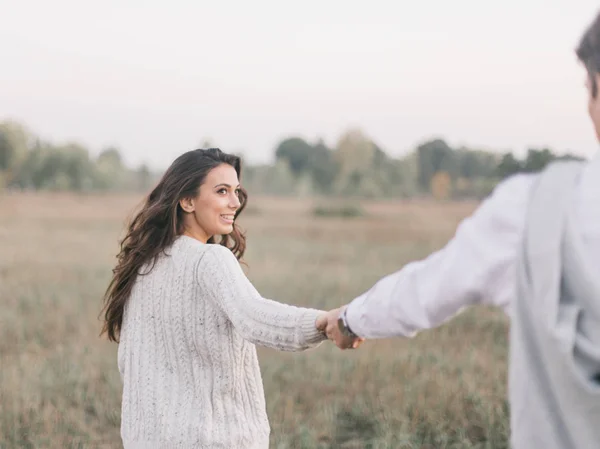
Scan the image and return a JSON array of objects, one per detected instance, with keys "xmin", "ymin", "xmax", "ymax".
[
  {"xmin": 196, "ymin": 244, "xmax": 327, "ymax": 351},
  {"xmin": 344, "ymin": 173, "xmax": 537, "ymax": 339}
]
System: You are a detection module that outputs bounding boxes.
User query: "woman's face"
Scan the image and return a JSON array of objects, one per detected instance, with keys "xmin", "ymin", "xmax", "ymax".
[{"xmin": 180, "ymin": 163, "xmax": 241, "ymax": 242}]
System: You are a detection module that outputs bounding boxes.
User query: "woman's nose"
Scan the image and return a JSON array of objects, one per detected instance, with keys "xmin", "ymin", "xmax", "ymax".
[{"xmin": 230, "ymin": 193, "xmax": 241, "ymax": 209}]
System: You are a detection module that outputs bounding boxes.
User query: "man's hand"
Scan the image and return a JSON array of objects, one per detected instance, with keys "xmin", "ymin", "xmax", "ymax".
[{"xmin": 316, "ymin": 307, "xmax": 364, "ymax": 350}]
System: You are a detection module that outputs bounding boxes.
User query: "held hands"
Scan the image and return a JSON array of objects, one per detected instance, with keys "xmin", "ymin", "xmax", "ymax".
[{"xmin": 316, "ymin": 307, "xmax": 364, "ymax": 350}]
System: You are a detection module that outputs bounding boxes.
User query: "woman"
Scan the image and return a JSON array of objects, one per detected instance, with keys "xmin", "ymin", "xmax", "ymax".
[{"xmin": 100, "ymin": 148, "xmax": 330, "ymax": 449}]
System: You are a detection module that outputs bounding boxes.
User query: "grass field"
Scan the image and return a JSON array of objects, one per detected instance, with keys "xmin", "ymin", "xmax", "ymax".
[{"xmin": 0, "ymin": 193, "xmax": 510, "ymax": 448}]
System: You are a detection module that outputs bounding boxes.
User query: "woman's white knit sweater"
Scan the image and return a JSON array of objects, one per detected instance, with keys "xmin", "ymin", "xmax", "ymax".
[{"xmin": 117, "ymin": 236, "xmax": 327, "ymax": 449}]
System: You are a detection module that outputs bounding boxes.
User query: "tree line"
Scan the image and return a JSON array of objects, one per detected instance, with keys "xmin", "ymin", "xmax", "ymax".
[
  {"xmin": 0, "ymin": 121, "xmax": 156, "ymax": 193},
  {"xmin": 245, "ymin": 130, "xmax": 583, "ymax": 199},
  {"xmin": 0, "ymin": 120, "xmax": 584, "ymax": 199}
]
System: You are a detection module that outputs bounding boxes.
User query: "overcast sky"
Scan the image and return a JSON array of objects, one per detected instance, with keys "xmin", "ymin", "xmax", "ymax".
[{"xmin": 1, "ymin": 0, "xmax": 600, "ymax": 169}]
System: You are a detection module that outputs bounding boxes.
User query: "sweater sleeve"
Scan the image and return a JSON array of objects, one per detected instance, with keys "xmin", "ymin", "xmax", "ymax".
[{"xmin": 196, "ymin": 244, "xmax": 327, "ymax": 351}]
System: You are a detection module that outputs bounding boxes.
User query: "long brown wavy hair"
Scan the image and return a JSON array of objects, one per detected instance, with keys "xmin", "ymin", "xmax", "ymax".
[{"xmin": 99, "ymin": 148, "xmax": 248, "ymax": 343}]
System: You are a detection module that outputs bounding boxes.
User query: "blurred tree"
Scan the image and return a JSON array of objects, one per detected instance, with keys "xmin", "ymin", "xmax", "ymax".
[
  {"xmin": 274, "ymin": 137, "xmax": 337, "ymax": 194},
  {"xmin": 430, "ymin": 171, "xmax": 452, "ymax": 200},
  {"xmin": 31, "ymin": 143, "xmax": 95, "ymax": 191},
  {"xmin": 556, "ymin": 152, "xmax": 585, "ymax": 162},
  {"xmin": 10, "ymin": 140, "xmax": 46, "ymax": 189},
  {"xmin": 391, "ymin": 153, "xmax": 420, "ymax": 198},
  {"xmin": 522, "ymin": 148, "xmax": 554, "ymax": 173},
  {"xmin": 496, "ymin": 152, "xmax": 522, "ymax": 179},
  {"xmin": 416, "ymin": 139, "xmax": 455, "ymax": 192},
  {"xmin": 260, "ymin": 160, "xmax": 297, "ymax": 195},
  {"xmin": 456, "ymin": 147, "xmax": 498, "ymax": 179},
  {"xmin": 136, "ymin": 164, "xmax": 152, "ymax": 192},
  {"xmin": 97, "ymin": 147, "xmax": 123, "ymax": 167},
  {"xmin": 0, "ymin": 121, "xmax": 33, "ymax": 186},
  {"xmin": 62, "ymin": 143, "xmax": 95, "ymax": 191},
  {"xmin": 309, "ymin": 139, "xmax": 337, "ymax": 194},
  {"xmin": 333, "ymin": 128, "xmax": 386, "ymax": 196},
  {"xmin": 0, "ymin": 131, "xmax": 11, "ymax": 171},
  {"xmin": 95, "ymin": 147, "xmax": 126, "ymax": 190},
  {"xmin": 274, "ymin": 137, "xmax": 314, "ymax": 175}
]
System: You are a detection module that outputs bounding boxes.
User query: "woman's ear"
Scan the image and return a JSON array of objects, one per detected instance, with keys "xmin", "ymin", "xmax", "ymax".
[{"xmin": 179, "ymin": 197, "xmax": 195, "ymax": 213}]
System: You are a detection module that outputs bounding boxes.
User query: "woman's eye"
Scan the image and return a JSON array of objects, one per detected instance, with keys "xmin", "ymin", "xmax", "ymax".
[
  {"xmin": 235, "ymin": 189, "xmax": 241, "ymax": 196},
  {"xmin": 217, "ymin": 189, "xmax": 227, "ymax": 194}
]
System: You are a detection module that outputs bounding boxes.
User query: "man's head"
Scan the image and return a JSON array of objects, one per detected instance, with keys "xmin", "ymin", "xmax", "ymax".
[{"xmin": 577, "ymin": 11, "xmax": 600, "ymax": 141}]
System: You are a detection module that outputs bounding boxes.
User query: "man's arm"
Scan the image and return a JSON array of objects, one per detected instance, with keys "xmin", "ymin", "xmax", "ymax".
[{"xmin": 341, "ymin": 173, "xmax": 536, "ymax": 340}]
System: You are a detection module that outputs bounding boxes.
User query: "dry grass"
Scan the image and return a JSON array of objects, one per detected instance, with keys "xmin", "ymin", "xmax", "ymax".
[{"xmin": 0, "ymin": 193, "xmax": 510, "ymax": 448}]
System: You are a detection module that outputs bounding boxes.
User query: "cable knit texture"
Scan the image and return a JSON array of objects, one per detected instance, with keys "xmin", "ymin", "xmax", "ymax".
[{"xmin": 117, "ymin": 235, "xmax": 326, "ymax": 449}]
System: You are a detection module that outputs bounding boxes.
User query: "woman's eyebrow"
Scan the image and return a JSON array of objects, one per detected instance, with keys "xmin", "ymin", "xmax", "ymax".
[{"xmin": 214, "ymin": 183, "xmax": 240, "ymax": 188}]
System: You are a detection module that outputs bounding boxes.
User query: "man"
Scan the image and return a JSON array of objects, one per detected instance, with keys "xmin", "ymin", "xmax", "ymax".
[{"xmin": 317, "ymin": 10, "xmax": 600, "ymax": 449}]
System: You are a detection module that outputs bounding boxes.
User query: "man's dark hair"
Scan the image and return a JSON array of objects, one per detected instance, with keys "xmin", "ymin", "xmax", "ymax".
[{"xmin": 577, "ymin": 11, "xmax": 600, "ymax": 98}]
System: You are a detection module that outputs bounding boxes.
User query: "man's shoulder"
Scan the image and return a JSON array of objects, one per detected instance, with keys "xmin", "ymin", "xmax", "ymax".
[
  {"xmin": 495, "ymin": 159, "xmax": 588, "ymax": 198},
  {"xmin": 489, "ymin": 172, "xmax": 538, "ymax": 205}
]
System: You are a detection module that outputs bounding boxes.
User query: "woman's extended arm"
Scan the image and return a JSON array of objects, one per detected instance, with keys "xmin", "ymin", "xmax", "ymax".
[{"xmin": 196, "ymin": 244, "xmax": 327, "ymax": 351}]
